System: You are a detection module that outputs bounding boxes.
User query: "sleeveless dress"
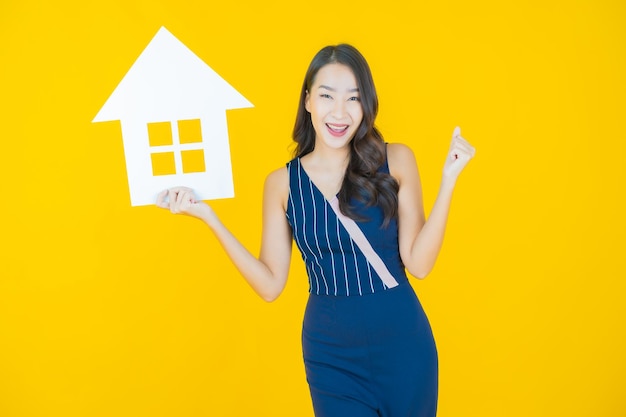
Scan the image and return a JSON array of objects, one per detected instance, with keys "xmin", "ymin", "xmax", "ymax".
[{"xmin": 286, "ymin": 156, "xmax": 438, "ymax": 417}]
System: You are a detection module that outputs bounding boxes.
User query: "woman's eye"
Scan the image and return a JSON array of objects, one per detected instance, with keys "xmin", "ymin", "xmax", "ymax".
[
  {"xmin": 320, "ymin": 94, "xmax": 332, "ymax": 99},
  {"xmin": 348, "ymin": 96, "xmax": 361, "ymax": 102}
]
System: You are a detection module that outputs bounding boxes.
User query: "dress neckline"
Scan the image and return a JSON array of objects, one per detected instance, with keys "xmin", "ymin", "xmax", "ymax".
[{"xmin": 297, "ymin": 157, "xmax": 339, "ymax": 204}]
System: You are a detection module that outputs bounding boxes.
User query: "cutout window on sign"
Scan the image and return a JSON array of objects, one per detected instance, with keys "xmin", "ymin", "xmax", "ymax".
[
  {"xmin": 147, "ymin": 119, "xmax": 206, "ymax": 176},
  {"xmin": 178, "ymin": 119, "xmax": 203, "ymax": 144},
  {"xmin": 151, "ymin": 152, "xmax": 176, "ymax": 176},
  {"xmin": 148, "ymin": 121, "xmax": 173, "ymax": 146}
]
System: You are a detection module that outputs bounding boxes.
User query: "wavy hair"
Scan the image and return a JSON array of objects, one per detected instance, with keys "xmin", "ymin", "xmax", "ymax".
[{"xmin": 292, "ymin": 44, "xmax": 399, "ymax": 227}]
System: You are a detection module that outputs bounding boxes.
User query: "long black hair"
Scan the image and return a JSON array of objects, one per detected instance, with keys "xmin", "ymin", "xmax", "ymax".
[{"xmin": 292, "ymin": 44, "xmax": 399, "ymax": 227}]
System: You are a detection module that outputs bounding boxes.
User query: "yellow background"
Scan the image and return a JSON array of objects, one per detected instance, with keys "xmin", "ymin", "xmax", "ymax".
[{"xmin": 1, "ymin": 1, "xmax": 625, "ymax": 416}]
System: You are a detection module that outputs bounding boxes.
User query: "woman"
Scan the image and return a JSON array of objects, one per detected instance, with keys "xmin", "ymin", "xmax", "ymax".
[{"xmin": 157, "ymin": 44, "xmax": 475, "ymax": 417}]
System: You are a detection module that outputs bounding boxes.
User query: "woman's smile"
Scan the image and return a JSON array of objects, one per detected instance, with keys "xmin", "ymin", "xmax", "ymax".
[{"xmin": 326, "ymin": 123, "xmax": 350, "ymax": 137}]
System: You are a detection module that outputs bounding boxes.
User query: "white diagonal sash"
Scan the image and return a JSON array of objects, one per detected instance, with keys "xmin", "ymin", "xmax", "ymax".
[{"xmin": 328, "ymin": 198, "xmax": 399, "ymax": 289}]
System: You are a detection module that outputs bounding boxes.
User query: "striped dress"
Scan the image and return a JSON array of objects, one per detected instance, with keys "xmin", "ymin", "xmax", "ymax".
[
  {"xmin": 286, "ymin": 157, "xmax": 409, "ymax": 296},
  {"xmin": 285, "ymin": 156, "xmax": 439, "ymax": 417}
]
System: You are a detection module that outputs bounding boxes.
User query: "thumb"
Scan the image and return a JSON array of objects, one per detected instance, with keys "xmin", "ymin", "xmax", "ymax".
[{"xmin": 452, "ymin": 126, "xmax": 461, "ymax": 138}]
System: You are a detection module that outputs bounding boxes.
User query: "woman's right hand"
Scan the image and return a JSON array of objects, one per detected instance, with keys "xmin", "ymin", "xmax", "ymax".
[{"xmin": 156, "ymin": 187, "xmax": 213, "ymax": 220}]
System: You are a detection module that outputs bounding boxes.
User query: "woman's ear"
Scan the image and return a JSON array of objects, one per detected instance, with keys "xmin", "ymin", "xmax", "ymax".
[{"xmin": 305, "ymin": 90, "xmax": 311, "ymax": 113}]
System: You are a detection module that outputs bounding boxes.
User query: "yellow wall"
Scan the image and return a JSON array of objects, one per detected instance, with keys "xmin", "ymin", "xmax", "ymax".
[{"xmin": 1, "ymin": 1, "xmax": 625, "ymax": 416}]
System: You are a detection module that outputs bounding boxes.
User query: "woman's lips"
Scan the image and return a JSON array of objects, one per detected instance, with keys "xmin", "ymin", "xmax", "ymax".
[{"xmin": 326, "ymin": 123, "xmax": 349, "ymax": 137}]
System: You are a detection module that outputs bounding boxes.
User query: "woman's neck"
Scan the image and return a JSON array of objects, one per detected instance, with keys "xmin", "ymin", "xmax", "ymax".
[{"xmin": 307, "ymin": 143, "xmax": 350, "ymax": 171}]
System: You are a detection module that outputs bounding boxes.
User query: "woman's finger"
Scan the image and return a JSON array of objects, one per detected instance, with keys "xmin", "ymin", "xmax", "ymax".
[
  {"xmin": 452, "ymin": 142, "xmax": 475, "ymax": 157},
  {"xmin": 168, "ymin": 189, "xmax": 181, "ymax": 213},
  {"xmin": 450, "ymin": 136, "xmax": 476, "ymax": 159},
  {"xmin": 155, "ymin": 187, "xmax": 200, "ymax": 214},
  {"xmin": 156, "ymin": 189, "xmax": 169, "ymax": 209}
]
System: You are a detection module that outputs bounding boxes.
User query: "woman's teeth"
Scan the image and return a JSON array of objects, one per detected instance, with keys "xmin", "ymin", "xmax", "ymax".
[{"xmin": 327, "ymin": 124, "xmax": 348, "ymax": 132}]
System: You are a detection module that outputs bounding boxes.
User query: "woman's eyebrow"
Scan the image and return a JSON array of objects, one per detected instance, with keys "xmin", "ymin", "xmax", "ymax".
[{"xmin": 318, "ymin": 85, "xmax": 360, "ymax": 93}]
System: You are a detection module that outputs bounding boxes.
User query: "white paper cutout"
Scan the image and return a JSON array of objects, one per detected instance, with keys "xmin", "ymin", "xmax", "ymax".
[{"xmin": 93, "ymin": 26, "xmax": 253, "ymax": 206}]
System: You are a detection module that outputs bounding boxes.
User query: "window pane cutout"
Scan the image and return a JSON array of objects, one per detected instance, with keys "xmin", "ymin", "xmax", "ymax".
[
  {"xmin": 182, "ymin": 149, "xmax": 205, "ymax": 173},
  {"xmin": 178, "ymin": 119, "xmax": 203, "ymax": 144},
  {"xmin": 148, "ymin": 121, "xmax": 173, "ymax": 146},
  {"xmin": 148, "ymin": 119, "xmax": 205, "ymax": 176},
  {"xmin": 151, "ymin": 152, "xmax": 176, "ymax": 176}
]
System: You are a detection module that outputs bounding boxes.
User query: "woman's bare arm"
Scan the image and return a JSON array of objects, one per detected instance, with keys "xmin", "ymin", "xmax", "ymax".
[
  {"xmin": 390, "ymin": 128, "xmax": 475, "ymax": 278},
  {"xmin": 156, "ymin": 167, "xmax": 293, "ymax": 301}
]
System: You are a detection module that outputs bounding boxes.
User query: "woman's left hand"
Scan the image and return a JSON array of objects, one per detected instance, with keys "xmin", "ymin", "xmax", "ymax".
[{"xmin": 443, "ymin": 126, "xmax": 476, "ymax": 182}]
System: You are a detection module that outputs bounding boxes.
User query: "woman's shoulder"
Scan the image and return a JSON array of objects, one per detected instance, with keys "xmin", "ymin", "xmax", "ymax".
[
  {"xmin": 386, "ymin": 142, "xmax": 415, "ymax": 158},
  {"xmin": 386, "ymin": 142, "xmax": 418, "ymax": 178},
  {"xmin": 263, "ymin": 165, "xmax": 290, "ymax": 210},
  {"xmin": 265, "ymin": 164, "xmax": 289, "ymax": 188}
]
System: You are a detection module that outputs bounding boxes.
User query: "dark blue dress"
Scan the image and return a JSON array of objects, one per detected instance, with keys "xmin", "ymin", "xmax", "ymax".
[{"xmin": 286, "ymin": 157, "xmax": 438, "ymax": 417}]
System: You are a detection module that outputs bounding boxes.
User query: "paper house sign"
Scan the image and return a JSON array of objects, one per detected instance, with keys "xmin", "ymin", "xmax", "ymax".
[{"xmin": 93, "ymin": 26, "xmax": 253, "ymax": 206}]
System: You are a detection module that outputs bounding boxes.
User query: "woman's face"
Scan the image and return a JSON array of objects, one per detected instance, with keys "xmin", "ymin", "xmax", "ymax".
[{"xmin": 305, "ymin": 63, "xmax": 363, "ymax": 151}]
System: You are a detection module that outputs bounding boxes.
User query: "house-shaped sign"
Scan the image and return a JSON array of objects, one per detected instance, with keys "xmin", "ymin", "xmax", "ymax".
[{"xmin": 93, "ymin": 26, "xmax": 253, "ymax": 206}]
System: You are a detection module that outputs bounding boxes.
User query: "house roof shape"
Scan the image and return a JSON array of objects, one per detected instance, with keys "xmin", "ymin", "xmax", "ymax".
[{"xmin": 93, "ymin": 26, "xmax": 253, "ymax": 123}]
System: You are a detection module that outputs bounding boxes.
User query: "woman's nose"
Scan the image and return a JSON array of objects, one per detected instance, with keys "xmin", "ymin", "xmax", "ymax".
[{"xmin": 331, "ymin": 100, "xmax": 346, "ymax": 118}]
